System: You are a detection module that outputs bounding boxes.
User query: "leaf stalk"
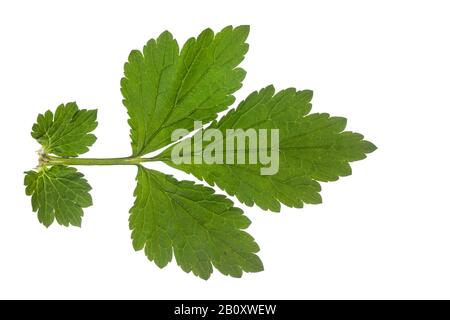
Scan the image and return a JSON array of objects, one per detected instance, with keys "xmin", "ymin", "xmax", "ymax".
[{"xmin": 45, "ymin": 155, "xmax": 158, "ymax": 166}]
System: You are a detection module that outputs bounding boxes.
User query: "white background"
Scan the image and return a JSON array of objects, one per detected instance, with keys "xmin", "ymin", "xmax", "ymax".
[{"xmin": 1, "ymin": 0, "xmax": 449, "ymax": 299}]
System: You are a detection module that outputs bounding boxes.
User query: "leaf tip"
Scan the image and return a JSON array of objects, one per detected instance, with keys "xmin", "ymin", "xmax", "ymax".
[{"xmin": 236, "ymin": 24, "xmax": 250, "ymax": 36}]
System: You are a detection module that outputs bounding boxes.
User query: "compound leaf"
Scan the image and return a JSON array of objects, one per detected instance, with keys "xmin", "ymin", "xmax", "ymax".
[
  {"xmin": 25, "ymin": 26, "xmax": 376, "ymax": 280},
  {"xmin": 31, "ymin": 102, "xmax": 97, "ymax": 157},
  {"xmin": 159, "ymin": 86, "xmax": 376, "ymax": 211},
  {"xmin": 121, "ymin": 25, "xmax": 249, "ymax": 156},
  {"xmin": 24, "ymin": 165, "xmax": 93, "ymax": 227},
  {"xmin": 129, "ymin": 166, "xmax": 263, "ymax": 280}
]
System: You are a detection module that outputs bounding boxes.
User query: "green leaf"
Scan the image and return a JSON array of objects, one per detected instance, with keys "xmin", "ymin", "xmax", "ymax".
[
  {"xmin": 25, "ymin": 26, "xmax": 376, "ymax": 280},
  {"xmin": 121, "ymin": 25, "xmax": 249, "ymax": 156},
  {"xmin": 32, "ymin": 102, "xmax": 97, "ymax": 157},
  {"xmin": 24, "ymin": 165, "xmax": 93, "ymax": 227},
  {"xmin": 129, "ymin": 166, "xmax": 263, "ymax": 280},
  {"xmin": 159, "ymin": 86, "xmax": 377, "ymax": 212}
]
